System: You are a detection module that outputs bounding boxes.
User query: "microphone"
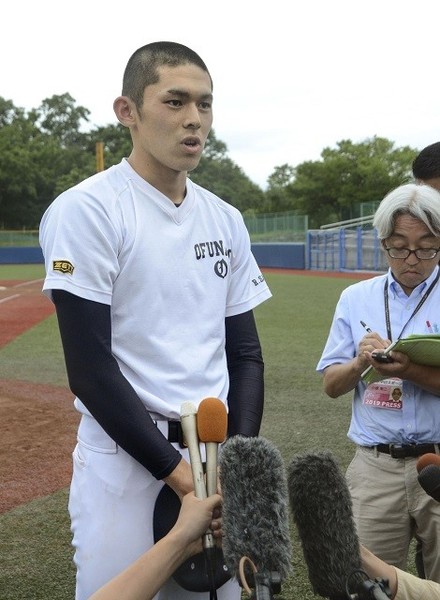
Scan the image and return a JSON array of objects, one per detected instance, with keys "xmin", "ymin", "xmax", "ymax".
[
  {"xmin": 197, "ymin": 397, "xmax": 228, "ymax": 497},
  {"xmin": 417, "ymin": 453, "xmax": 440, "ymax": 502},
  {"xmin": 416, "ymin": 452, "xmax": 440, "ymax": 473},
  {"xmin": 180, "ymin": 401, "xmax": 207, "ymax": 500},
  {"xmin": 219, "ymin": 435, "xmax": 292, "ymax": 598},
  {"xmin": 288, "ymin": 451, "xmax": 391, "ymax": 600},
  {"xmin": 180, "ymin": 402, "xmax": 215, "ymax": 550}
]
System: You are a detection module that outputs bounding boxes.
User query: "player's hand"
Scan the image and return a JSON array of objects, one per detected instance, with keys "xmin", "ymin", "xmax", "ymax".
[{"xmin": 163, "ymin": 458, "xmax": 195, "ymax": 500}]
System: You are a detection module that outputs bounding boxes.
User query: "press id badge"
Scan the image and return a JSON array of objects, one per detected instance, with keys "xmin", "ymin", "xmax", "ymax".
[{"xmin": 362, "ymin": 378, "xmax": 403, "ymax": 410}]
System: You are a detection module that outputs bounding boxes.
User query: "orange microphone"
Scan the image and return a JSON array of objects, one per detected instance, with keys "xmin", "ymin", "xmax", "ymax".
[
  {"xmin": 197, "ymin": 397, "xmax": 228, "ymax": 496},
  {"xmin": 416, "ymin": 452, "xmax": 440, "ymax": 473}
]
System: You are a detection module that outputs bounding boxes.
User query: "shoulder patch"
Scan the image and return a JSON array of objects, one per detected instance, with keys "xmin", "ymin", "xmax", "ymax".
[{"xmin": 53, "ymin": 260, "xmax": 74, "ymax": 275}]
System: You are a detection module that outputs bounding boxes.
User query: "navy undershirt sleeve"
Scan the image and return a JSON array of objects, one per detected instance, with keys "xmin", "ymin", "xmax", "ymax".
[
  {"xmin": 225, "ymin": 310, "xmax": 264, "ymax": 437},
  {"xmin": 52, "ymin": 290, "xmax": 182, "ymax": 480}
]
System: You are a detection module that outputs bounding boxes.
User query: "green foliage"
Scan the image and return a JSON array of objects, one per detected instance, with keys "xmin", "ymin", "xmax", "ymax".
[
  {"xmin": 285, "ymin": 137, "xmax": 418, "ymax": 227},
  {"xmin": 35, "ymin": 92, "xmax": 91, "ymax": 146},
  {"xmin": 190, "ymin": 130, "xmax": 266, "ymax": 212},
  {"xmin": 265, "ymin": 164, "xmax": 297, "ymax": 212},
  {"xmin": 0, "ymin": 94, "xmax": 95, "ymax": 227}
]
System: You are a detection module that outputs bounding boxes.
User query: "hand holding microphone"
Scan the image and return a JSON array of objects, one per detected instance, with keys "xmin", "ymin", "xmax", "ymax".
[
  {"xmin": 179, "ymin": 401, "xmax": 231, "ymax": 598},
  {"xmin": 180, "ymin": 401, "xmax": 215, "ymax": 555}
]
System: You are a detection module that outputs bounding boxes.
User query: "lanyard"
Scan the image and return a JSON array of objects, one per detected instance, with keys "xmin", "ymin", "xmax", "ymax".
[{"xmin": 384, "ymin": 269, "xmax": 440, "ymax": 341}]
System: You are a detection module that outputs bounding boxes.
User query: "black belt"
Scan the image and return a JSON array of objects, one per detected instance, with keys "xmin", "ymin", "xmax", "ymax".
[
  {"xmin": 369, "ymin": 443, "xmax": 439, "ymax": 459},
  {"xmin": 166, "ymin": 421, "xmax": 186, "ymax": 448}
]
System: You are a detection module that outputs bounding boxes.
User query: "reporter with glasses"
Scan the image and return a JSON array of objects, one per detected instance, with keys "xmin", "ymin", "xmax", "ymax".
[{"xmin": 317, "ymin": 183, "xmax": 440, "ymax": 582}]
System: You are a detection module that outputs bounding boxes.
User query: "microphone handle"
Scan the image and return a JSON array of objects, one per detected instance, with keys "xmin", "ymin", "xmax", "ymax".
[
  {"xmin": 352, "ymin": 579, "xmax": 392, "ymax": 600},
  {"xmin": 250, "ymin": 573, "xmax": 274, "ymax": 600},
  {"xmin": 205, "ymin": 442, "xmax": 218, "ymax": 497},
  {"xmin": 180, "ymin": 413, "xmax": 207, "ymax": 500},
  {"xmin": 371, "ymin": 586, "xmax": 392, "ymax": 600}
]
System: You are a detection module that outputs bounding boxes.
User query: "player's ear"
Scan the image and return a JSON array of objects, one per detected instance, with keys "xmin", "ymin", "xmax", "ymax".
[{"xmin": 113, "ymin": 96, "xmax": 137, "ymax": 127}]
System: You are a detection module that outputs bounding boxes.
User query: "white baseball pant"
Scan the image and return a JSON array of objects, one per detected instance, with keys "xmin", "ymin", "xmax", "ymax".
[{"xmin": 69, "ymin": 414, "xmax": 240, "ymax": 600}]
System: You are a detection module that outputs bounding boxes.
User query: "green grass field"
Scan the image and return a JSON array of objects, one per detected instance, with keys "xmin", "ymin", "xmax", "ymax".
[{"xmin": 0, "ymin": 265, "xmax": 416, "ymax": 599}]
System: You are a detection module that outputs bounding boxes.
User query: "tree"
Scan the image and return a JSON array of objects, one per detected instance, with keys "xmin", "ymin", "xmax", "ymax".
[
  {"xmin": 35, "ymin": 92, "xmax": 91, "ymax": 146},
  {"xmin": 0, "ymin": 102, "xmax": 57, "ymax": 228},
  {"xmin": 0, "ymin": 94, "xmax": 95, "ymax": 227},
  {"xmin": 190, "ymin": 130, "xmax": 266, "ymax": 213},
  {"xmin": 265, "ymin": 164, "xmax": 296, "ymax": 212},
  {"xmin": 278, "ymin": 137, "xmax": 418, "ymax": 227}
]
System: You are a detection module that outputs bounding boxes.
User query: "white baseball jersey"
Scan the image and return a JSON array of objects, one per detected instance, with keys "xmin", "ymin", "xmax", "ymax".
[{"xmin": 40, "ymin": 158, "xmax": 271, "ymax": 418}]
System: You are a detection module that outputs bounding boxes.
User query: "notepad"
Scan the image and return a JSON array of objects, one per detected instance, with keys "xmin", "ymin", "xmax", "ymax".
[{"xmin": 361, "ymin": 334, "xmax": 440, "ymax": 385}]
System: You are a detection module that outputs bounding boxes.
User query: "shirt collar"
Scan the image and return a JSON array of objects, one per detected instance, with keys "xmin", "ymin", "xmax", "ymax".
[{"xmin": 387, "ymin": 265, "xmax": 440, "ymax": 298}]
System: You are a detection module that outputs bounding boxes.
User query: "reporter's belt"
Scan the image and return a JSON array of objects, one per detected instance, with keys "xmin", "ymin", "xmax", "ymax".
[{"xmin": 367, "ymin": 443, "xmax": 440, "ymax": 459}]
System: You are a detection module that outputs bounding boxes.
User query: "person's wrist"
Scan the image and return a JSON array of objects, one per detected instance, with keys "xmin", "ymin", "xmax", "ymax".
[{"xmin": 169, "ymin": 524, "xmax": 201, "ymax": 558}]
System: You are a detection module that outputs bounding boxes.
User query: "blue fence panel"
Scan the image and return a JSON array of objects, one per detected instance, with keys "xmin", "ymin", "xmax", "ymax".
[
  {"xmin": 0, "ymin": 247, "xmax": 44, "ymax": 264},
  {"xmin": 307, "ymin": 227, "xmax": 387, "ymax": 272},
  {"xmin": 251, "ymin": 243, "xmax": 305, "ymax": 269}
]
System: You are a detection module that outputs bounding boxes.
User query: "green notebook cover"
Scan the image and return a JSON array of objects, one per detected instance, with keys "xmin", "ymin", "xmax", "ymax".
[{"xmin": 361, "ymin": 334, "xmax": 440, "ymax": 385}]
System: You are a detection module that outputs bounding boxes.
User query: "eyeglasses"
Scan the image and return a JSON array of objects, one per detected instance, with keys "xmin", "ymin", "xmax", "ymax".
[{"xmin": 384, "ymin": 247, "xmax": 440, "ymax": 260}]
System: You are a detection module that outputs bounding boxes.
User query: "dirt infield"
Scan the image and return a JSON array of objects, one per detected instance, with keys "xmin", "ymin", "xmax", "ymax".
[
  {"xmin": 0, "ymin": 279, "xmax": 55, "ymax": 348},
  {"xmin": 0, "ymin": 279, "xmax": 79, "ymax": 514},
  {"xmin": 0, "ymin": 380, "xmax": 78, "ymax": 513},
  {"xmin": 0, "ymin": 269, "xmax": 374, "ymax": 515}
]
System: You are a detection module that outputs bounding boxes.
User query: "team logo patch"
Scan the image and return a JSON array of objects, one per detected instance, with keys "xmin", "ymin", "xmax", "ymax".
[
  {"xmin": 214, "ymin": 259, "xmax": 228, "ymax": 279},
  {"xmin": 193, "ymin": 240, "xmax": 231, "ymax": 279},
  {"xmin": 53, "ymin": 260, "xmax": 74, "ymax": 275}
]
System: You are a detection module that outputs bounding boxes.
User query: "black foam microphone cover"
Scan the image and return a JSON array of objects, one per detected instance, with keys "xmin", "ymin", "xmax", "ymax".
[
  {"xmin": 418, "ymin": 464, "xmax": 440, "ymax": 502},
  {"xmin": 219, "ymin": 435, "xmax": 292, "ymax": 583},
  {"xmin": 288, "ymin": 450, "xmax": 362, "ymax": 599}
]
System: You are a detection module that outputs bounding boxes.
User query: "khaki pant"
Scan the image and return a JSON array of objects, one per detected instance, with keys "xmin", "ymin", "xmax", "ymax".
[{"xmin": 346, "ymin": 446, "xmax": 440, "ymax": 582}]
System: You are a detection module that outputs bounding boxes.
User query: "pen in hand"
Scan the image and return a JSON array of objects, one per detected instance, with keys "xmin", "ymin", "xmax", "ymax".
[
  {"xmin": 360, "ymin": 320, "xmax": 394, "ymax": 363},
  {"xmin": 360, "ymin": 320, "xmax": 373, "ymax": 333}
]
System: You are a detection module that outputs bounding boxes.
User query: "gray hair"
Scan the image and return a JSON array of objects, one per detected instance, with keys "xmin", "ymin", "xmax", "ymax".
[{"xmin": 373, "ymin": 183, "xmax": 440, "ymax": 240}]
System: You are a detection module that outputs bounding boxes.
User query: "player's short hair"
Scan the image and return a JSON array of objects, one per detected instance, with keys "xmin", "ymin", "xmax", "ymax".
[
  {"xmin": 373, "ymin": 183, "xmax": 440, "ymax": 240},
  {"xmin": 122, "ymin": 41, "xmax": 212, "ymax": 111},
  {"xmin": 412, "ymin": 142, "xmax": 440, "ymax": 181}
]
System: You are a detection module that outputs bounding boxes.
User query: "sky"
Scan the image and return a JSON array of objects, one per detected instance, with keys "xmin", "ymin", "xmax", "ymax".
[{"xmin": 2, "ymin": 0, "xmax": 440, "ymax": 189}]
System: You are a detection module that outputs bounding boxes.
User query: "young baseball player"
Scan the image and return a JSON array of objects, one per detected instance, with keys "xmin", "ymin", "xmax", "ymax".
[{"xmin": 39, "ymin": 41, "xmax": 271, "ymax": 600}]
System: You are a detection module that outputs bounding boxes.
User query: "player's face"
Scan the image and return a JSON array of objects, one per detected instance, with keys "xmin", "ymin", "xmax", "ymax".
[
  {"xmin": 133, "ymin": 64, "xmax": 213, "ymax": 177},
  {"xmin": 383, "ymin": 213, "xmax": 440, "ymax": 295}
]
